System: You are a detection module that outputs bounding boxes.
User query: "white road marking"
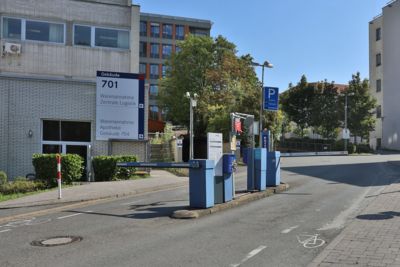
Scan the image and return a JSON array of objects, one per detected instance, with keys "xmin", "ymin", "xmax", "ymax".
[
  {"xmin": 121, "ymin": 200, "xmax": 143, "ymax": 206},
  {"xmin": 281, "ymin": 225, "xmax": 299, "ymax": 234},
  {"xmin": 57, "ymin": 211, "xmax": 92, "ymax": 220},
  {"xmin": 0, "ymin": 229, "xmax": 11, "ymax": 233},
  {"xmin": 230, "ymin": 245, "xmax": 267, "ymax": 267},
  {"xmin": 297, "ymin": 234, "xmax": 325, "ymax": 248}
]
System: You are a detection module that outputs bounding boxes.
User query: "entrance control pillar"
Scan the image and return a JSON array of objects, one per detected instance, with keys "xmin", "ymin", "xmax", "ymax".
[{"xmin": 189, "ymin": 159, "xmax": 215, "ymax": 208}]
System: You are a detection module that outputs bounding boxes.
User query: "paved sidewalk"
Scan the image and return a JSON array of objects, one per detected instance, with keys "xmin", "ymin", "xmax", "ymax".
[
  {"xmin": 310, "ymin": 181, "xmax": 400, "ymax": 267},
  {"xmin": 0, "ymin": 170, "xmax": 187, "ymax": 209}
]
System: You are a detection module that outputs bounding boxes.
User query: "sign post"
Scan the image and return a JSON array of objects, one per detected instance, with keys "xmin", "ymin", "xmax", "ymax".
[{"xmin": 56, "ymin": 154, "xmax": 62, "ymax": 199}]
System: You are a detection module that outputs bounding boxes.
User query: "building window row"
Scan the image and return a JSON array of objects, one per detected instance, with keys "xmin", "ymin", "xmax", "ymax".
[
  {"xmin": 139, "ymin": 63, "xmax": 170, "ymax": 79},
  {"xmin": 140, "ymin": 21, "xmax": 185, "ymax": 40},
  {"xmin": 74, "ymin": 25, "xmax": 129, "ymax": 49},
  {"xmin": 2, "ymin": 17, "xmax": 129, "ymax": 49},
  {"xmin": 140, "ymin": 42, "xmax": 176, "ymax": 58},
  {"xmin": 2, "ymin": 17, "xmax": 65, "ymax": 44}
]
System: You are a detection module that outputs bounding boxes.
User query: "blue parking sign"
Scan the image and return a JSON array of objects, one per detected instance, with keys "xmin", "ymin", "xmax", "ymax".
[{"xmin": 263, "ymin": 87, "xmax": 279, "ymax": 111}]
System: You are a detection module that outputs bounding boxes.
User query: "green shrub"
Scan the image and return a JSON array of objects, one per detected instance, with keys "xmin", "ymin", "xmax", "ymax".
[
  {"xmin": 356, "ymin": 144, "xmax": 372, "ymax": 153},
  {"xmin": 0, "ymin": 171, "xmax": 7, "ymax": 185},
  {"xmin": 32, "ymin": 154, "xmax": 84, "ymax": 185},
  {"xmin": 92, "ymin": 155, "xmax": 137, "ymax": 181},
  {"xmin": 0, "ymin": 180, "xmax": 47, "ymax": 195}
]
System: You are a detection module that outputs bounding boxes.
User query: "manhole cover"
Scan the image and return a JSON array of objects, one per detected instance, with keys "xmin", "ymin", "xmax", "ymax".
[{"xmin": 31, "ymin": 236, "xmax": 82, "ymax": 247}]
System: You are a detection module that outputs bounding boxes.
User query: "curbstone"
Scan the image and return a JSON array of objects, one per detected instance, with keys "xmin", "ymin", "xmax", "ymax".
[{"xmin": 171, "ymin": 183, "xmax": 290, "ymax": 219}]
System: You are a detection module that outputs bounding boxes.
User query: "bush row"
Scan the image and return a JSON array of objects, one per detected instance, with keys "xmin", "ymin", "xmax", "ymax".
[
  {"xmin": 0, "ymin": 178, "xmax": 47, "ymax": 195},
  {"xmin": 32, "ymin": 154, "xmax": 84, "ymax": 186},
  {"xmin": 92, "ymin": 155, "xmax": 137, "ymax": 181}
]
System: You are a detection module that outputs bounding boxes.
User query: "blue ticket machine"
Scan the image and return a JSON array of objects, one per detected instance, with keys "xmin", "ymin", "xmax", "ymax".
[
  {"xmin": 189, "ymin": 160, "xmax": 215, "ymax": 208},
  {"xmin": 266, "ymin": 151, "xmax": 281, "ymax": 186},
  {"xmin": 223, "ymin": 154, "xmax": 235, "ymax": 202},
  {"xmin": 246, "ymin": 148, "xmax": 255, "ymax": 191},
  {"xmin": 254, "ymin": 148, "xmax": 267, "ymax": 191}
]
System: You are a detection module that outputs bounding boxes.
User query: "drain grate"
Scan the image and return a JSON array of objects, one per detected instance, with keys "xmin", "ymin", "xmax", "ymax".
[{"xmin": 31, "ymin": 236, "xmax": 82, "ymax": 247}]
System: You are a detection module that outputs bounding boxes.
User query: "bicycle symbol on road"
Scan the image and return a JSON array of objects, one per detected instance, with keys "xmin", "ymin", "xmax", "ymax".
[{"xmin": 297, "ymin": 234, "xmax": 325, "ymax": 248}]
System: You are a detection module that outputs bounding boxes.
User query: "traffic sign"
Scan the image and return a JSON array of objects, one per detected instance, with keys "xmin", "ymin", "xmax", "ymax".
[
  {"xmin": 263, "ymin": 86, "xmax": 279, "ymax": 111},
  {"xmin": 342, "ymin": 128, "xmax": 350, "ymax": 139}
]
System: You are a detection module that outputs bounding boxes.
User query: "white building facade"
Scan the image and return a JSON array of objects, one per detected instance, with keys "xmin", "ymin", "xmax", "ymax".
[
  {"xmin": 369, "ymin": 0, "xmax": 400, "ymax": 150},
  {"xmin": 0, "ymin": 0, "xmax": 148, "ymax": 180}
]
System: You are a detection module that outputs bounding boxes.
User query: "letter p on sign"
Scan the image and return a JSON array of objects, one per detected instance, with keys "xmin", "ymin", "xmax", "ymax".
[{"xmin": 264, "ymin": 86, "xmax": 279, "ymax": 111}]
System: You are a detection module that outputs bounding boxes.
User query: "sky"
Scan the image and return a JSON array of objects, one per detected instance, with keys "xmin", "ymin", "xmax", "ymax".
[{"xmin": 135, "ymin": 0, "xmax": 389, "ymax": 92}]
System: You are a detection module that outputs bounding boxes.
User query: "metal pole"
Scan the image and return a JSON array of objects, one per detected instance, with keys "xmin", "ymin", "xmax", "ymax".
[
  {"xmin": 189, "ymin": 98, "xmax": 194, "ymax": 160},
  {"xmin": 259, "ymin": 65, "xmax": 265, "ymax": 148},
  {"xmin": 344, "ymin": 94, "xmax": 348, "ymax": 152}
]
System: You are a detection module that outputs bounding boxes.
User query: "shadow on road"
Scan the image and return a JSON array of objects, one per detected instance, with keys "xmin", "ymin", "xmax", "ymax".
[
  {"xmin": 356, "ymin": 211, "xmax": 400, "ymax": 221},
  {"xmin": 282, "ymin": 161, "xmax": 400, "ymax": 187},
  {"xmin": 67, "ymin": 200, "xmax": 186, "ymax": 220}
]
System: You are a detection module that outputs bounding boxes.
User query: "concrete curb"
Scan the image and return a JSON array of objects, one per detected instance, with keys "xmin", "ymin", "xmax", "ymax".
[{"xmin": 171, "ymin": 183, "xmax": 290, "ymax": 219}]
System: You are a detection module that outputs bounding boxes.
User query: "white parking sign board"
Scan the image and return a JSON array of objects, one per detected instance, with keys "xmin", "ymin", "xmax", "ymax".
[{"xmin": 96, "ymin": 71, "xmax": 145, "ymax": 141}]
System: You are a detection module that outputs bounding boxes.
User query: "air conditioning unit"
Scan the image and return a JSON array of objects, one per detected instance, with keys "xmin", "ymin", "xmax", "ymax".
[{"xmin": 3, "ymin": 42, "xmax": 22, "ymax": 55}]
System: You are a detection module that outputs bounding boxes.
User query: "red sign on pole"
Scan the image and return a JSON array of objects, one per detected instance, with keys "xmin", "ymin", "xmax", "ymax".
[{"xmin": 234, "ymin": 118, "xmax": 242, "ymax": 134}]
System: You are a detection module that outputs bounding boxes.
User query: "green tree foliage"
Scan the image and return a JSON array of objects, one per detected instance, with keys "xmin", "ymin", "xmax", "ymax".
[
  {"xmin": 280, "ymin": 75, "xmax": 315, "ymax": 137},
  {"xmin": 311, "ymin": 80, "xmax": 341, "ymax": 139},
  {"xmin": 342, "ymin": 73, "xmax": 376, "ymax": 143},
  {"xmin": 159, "ymin": 35, "xmax": 261, "ymax": 140}
]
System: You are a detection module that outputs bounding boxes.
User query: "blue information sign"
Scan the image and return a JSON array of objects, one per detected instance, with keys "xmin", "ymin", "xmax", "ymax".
[
  {"xmin": 263, "ymin": 87, "xmax": 279, "ymax": 111},
  {"xmin": 262, "ymin": 130, "xmax": 270, "ymax": 150}
]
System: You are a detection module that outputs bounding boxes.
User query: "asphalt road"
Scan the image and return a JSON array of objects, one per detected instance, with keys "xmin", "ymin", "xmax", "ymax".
[{"xmin": 1, "ymin": 154, "xmax": 400, "ymax": 267}]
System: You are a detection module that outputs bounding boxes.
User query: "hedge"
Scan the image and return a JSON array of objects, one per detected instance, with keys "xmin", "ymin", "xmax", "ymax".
[
  {"xmin": 32, "ymin": 154, "xmax": 84, "ymax": 185},
  {"xmin": 0, "ymin": 171, "xmax": 7, "ymax": 185},
  {"xmin": 0, "ymin": 179, "xmax": 47, "ymax": 195},
  {"xmin": 92, "ymin": 155, "xmax": 137, "ymax": 181}
]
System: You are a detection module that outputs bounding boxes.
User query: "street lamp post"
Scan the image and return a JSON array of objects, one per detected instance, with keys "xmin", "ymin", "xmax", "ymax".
[
  {"xmin": 343, "ymin": 92, "xmax": 354, "ymax": 152},
  {"xmin": 186, "ymin": 92, "xmax": 198, "ymax": 160},
  {"xmin": 252, "ymin": 60, "xmax": 273, "ymax": 148}
]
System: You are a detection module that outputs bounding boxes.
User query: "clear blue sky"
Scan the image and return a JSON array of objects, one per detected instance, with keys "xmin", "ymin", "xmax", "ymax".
[{"xmin": 135, "ymin": 0, "xmax": 388, "ymax": 91}]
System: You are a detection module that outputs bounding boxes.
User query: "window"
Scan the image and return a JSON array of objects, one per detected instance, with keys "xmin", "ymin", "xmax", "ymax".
[
  {"xmin": 95, "ymin": 27, "xmax": 129, "ymax": 49},
  {"xmin": 26, "ymin": 20, "xmax": 64, "ymax": 43},
  {"xmin": 140, "ymin": 42, "xmax": 147, "ymax": 57},
  {"xmin": 2, "ymin": 17, "xmax": 65, "ymax": 43},
  {"xmin": 175, "ymin": 46, "xmax": 182, "ymax": 53},
  {"xmin": 175, "ymin": 25, "xmax": 184, "ymax": 40},
  {"xmin": 150, "ymin": 64, "xmax": 159, "ymax": 79},
  {"xmin": 73, "ymin": 25, "xmax": 129, "ymax": 49},
  {"xmin": 376, "ymin": 27, "xmax": 381, "ymax": 41},
  {"xmin": 163, "ymin": 24, "xmax": 172, "ymax": 39},
  {"xmin": 162, "ymin": 65, "xmax": 170, "ymax": 78},
  {"xmin": 150, "ymin": 43, "xmax": 159, "ymax": 58},
  {"xmin": 140, "ymin": 21, "xmax": 147, "ymax": 36},
  {"xmin": 376, "ymin": 53, "xmax": 381, "ymax": 66},
  {"xmin": 376, "ymin": 105, "xmax": 382, "ymax": 118},
  {"xmin": 150, "ymin": 105, "xmax": 159, "ymax": 120},
  {"xmin": 43, "ymin": 120, "xmax": 91, "ymax": 142},
  {"xmin": 2, "ymin": 17, "xmax": 22, "ymax": 39},
  {"xmin": 150, "ymin": 23, "xmax": 160, "ymax": 38},
  {"xmin": 376, "ymin": 79, "xmax": 382, "ymax": 92},
  {"xmin": 139, "ymin": 63, "xmax": 147, "ymax": 76},
  {"xmin": 74, "ymin": 25, "xmax": 91, "ymax": 46},
  {"xmin": 162, "ymin": 44, "xmax": 172, "ymax": 58},
  {"xmin": 149, "ymin": 84, "xmax": 158, "ymax": 98},
  {"xmin": 189, "ymin": 27, "xmax": 208, "ymax": 37}
]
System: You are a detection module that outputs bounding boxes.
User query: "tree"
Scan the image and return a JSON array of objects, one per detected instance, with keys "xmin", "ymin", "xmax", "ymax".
[
  {"xmin": 343, "ymin": 73, "xmax": 376, "ymax": 143},
  {"xmin": 159, "ymin": 35, "xmax": 261, "ymax": 140},
  {"xmin": 280, "ymin": 75, "xmax": 316, "ymax": 137},
  {"xmin": 311, "ymin": 80, "xmax": 341, "ymax": 139}
]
